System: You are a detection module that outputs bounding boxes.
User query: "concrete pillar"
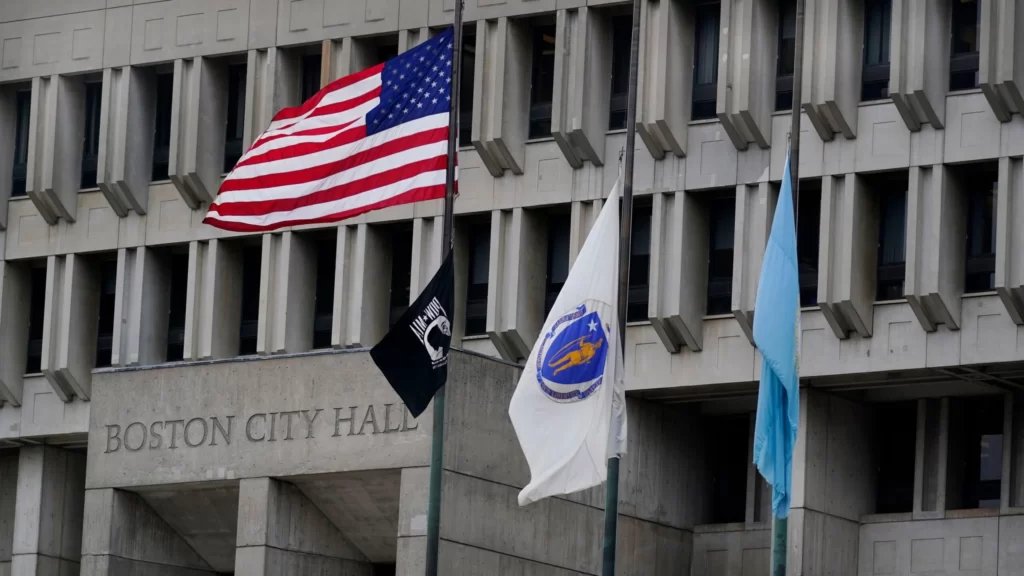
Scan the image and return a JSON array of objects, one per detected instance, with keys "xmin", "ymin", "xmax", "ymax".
[
  {"xmin": 244, "ymin": 47, "xmax": 284, "ymax": 151},
  {"xmin": 258, "ymin": 232, "xmax": 316, "ymax": 355},
  {"xmin": 112, "ymin": 247, "xmax": 170, "ymax": 367},
  {"xmin": 568, "ymin": 198, "xmax": 603, "ymax": 267},
  {"xmin": 333, "ymin": 224, "xmax": 391, "ymax": 348},
  {"xmin": 0, "ymin": 450, "xmax": 19, "ymax": 574},
  {"xmin": 486, "ymin": 208, "xmax": 545, "ymax": 362},
  {"xmin": 800, "ymin": 0, "xmax": 864, "ymax": 141},
  {"xmin": 636, "ymin": 0, "xmax": 693, "ymax": 159},
  {"xmin": 40, "ymin": 254, "xmax": 99, "ymax": 402},
  {"xmin": 979, "ymin": 0, "xmax": 1024, "ymax": 121},
  {"xmin": 717, "ymin": 0, "xmax": 776, "ymax": 150},
  {"xmin": 913, "ymin": 398, "xmax": 949, "ymax": 518},
  {"xmin": 905, "ymin": 165, "xmax": 965, "ymax": 331},
  {"xmin": 25, "ymin": 74, "xmax": 84, "ymax": 224},
  {"xmin": 325, "ymin": 37, "xmax": 381, "ymax": 82},
  {"xmin": 396, "ymin": 467, "xmax": 428, "ymax": 576},
  {"xmin": 80, "ymin": 488, "xmax": 215, "ymax": 575},
  {"xmin": 996, "ymin": 156, "xmax": 1024, "ymax": 324},
  {"xmin": 731, "ymin": 182, "xmax": 777, "ymax": 343},
  {"xmin": 889, "ymin": 0, "xmax": 950, "ymax": 131},
  {"xmin": 410, "ymin": 216, "xmax": 443, "ymax": 302},
  {"xmin": 1002, "ymin": 393, "xmax": 1024, "ymax": 512},
  {"xmin": 471, "ymin": 18, "xmax": 529, "ymax": 177},
  {"xmin": 11, "ymin": 447, "xmax": 85, "ymax": 576},
  {"xmin": 183, "ymin": 239, "xmax": 243, "ymax": 361},
  {"xmin": 169, "ymin": 57, "xmax": 227, "ymax": 210},
  {"xmin": 96, "ymin": 66, "xmax": 154, "ymax": 217},
  {"xmin": 397, "ymin": 28, "xmax": 432, "ymax": 54},
  {"xmin": 649, "ymin": 190, "xmax": 707, "ymax": 353},
  {"xmin": 0, "ymin": 260, "xmax": 30, "ymax": 405},
  {"xmin": 551, "ymin": 7, "xmax": 610, "ymax": 168},
  {"xmin": 234, "ymin": 478, "xmax": 372, "ymax": 576}
]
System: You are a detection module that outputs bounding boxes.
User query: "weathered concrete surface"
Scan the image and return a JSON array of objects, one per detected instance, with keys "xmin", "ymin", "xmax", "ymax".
[{"xmin": 11, "ymin": 446, "xmax": 84, "ymax": 576}]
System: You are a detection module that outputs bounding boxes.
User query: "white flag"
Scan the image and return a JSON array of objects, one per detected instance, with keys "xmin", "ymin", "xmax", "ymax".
[{"xmin": 509, "ymin": 178, "xmax": 628, "ymax": 506}]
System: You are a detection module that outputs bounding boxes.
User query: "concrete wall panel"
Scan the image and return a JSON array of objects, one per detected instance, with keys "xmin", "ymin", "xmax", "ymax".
[{"xmin": 129, "ymin": 0, "xmax": 250, "ymax": 65}]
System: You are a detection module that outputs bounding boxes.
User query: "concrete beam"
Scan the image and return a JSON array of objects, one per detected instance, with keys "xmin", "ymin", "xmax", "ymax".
[
  {"xmin": 97, "ymin": 66, "xmax": 153, "ymax": 217},
  {"xmin": 410, "ymin": 216, "xmax": 444, "ymax": 302},
  {"xmin": 800, "ymin": 0, "xmax": 864, "ymax": 141},
  {"xmin": 889, "ymin": 0, "xmax": 950, "ymax": 131},
  {"xmin": 551, "ymin": 7, "xmax": 610, "ymax": 168},
  {"xmin": 26, "ymin": 75, "xmax": 83, "ymax": 224},
  {"xmin": 995, "ymin": 156, "xmax": 1024, "ymax": 324},
  {"xmin": 12, "ymin": 446, "xmax": 85, "ymax": 576},
  {"xmin": 258, "ymin": 232, "xmax": 315, "ymax": 355},
  {"xmin": 486, "ymin": 208, "xmax": 545, "ymax": 362},
  {"xmin": 731, "ymin": 182, "xmax": 776, "ymax": 343},
  {"xmin": 169, "ymin": 57, "xmax": 227, "ymax": 210},
  {"xmin": 40, "ymin": 254, "xmax": 98, "ymax": 402},
  {"xmin": 979, "ymin": 0, "xmax": 1024, "ymax": 121},
  {"xmin": 717, "ymin": 0, "xmax": 776, "ymax": 150},
  {"xmin": 472, "ymin": 18, "xmax": 529, "ymax": 176},
  {"xmin": 636, "ymin": 0, "xmax": 693, "ymax": 159},
  {"xmin": 334, "ymin": 224, "xmax": 390, "ymax": 348},
  {"xmin": 649, "ymin": 191, "xmax": 707, "ymax": 352},
  {"xmin": 0, "ymin": 261, "xmax": 30, "ymax": 405},
  {"xmin": 183, "ymin": 240, "xmax": 243, "ymax": 361}
]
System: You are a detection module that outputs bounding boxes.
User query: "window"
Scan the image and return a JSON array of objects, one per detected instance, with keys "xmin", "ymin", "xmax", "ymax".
[
  {"xmin": 627, "ymin": 204, "xmax": 651, "ymax": 322},
  {"xmin": 389, "ymin": 227, "xmax": 413, "ymax": 328},
  {"xmin": 152, "ymin": 72, "xmax": 174, "ymax": 181},
  {"xmin": 873, "ymin": 402, "xmax": 916, "ymax": 514},
  {"xmin": 965, "ymin": 178, "xmax": 996, "ymax": 293},
  {"xmin": 12, "ymin": 90, "xmax": 30, "ymax": 197},
  {"xmin": 25, "ymin": 266, "xmax": 46, "ymax": 374},
  {"xmin": 239, "ymin": 244, "xmax": 261, "ymax": 356},
  {"xmin": 705, "ymin": 414, "xmax": 750, "ymax": 524},
  {"xmin": 545, "ymin": 214, "xmax": 570, "ymax": 316},
  {"xmin": 313, "ymin": 235, "xmax": 336, "ymax": 350},
  {"xmin": 81, "ymin": 81, "xmax": 102, "ymax": 189},
  {"xmin": 949, "ymin": 396, "xmax": 1003, "ymax": 510},
  {"xmin": 876, "ymin": 189, "xmax": 907, "ymax": 301},
  {"xmin": 776, "ymin": 0, "xmax": 796, "ymax": 111},
  {"xmin": 707, "ymin": 197, "xmax": 735, "ymax": 316},
  {"xmin": 376, "ymin": 43, "xmax": 398, "ymax": 65},
  {"xmin": 950, "ymin": 0, "xmax": 980, "ymax": 91},
  {"xmin": 459, "ymin": 27, "xmax": 476, "ymax": 147},
  {"xmin": 528, "ymin": 24, "xmax": 556, "ymax": 139},
  {"xmin": 301, "ymin": 54, "xmax": 322, "ymax": 104},
  {"xmin": 95, "ymin": 259, "xmax": 117, "ymax": 368},
  {"xmin": 608, "ymin": 16, "xmax": 632, "ymax": 130},
  {"xmin": 862, "ymin": 0, "xmax": 891, "ymax": 101},
  {"xmin": 166, "ymin": 250, "xmax": 188, "ymax": 362},
  {"xmin": 797, "ymin": 182, "xmax": 821, "ymax": 306},
  {"xmin": 224, "ymin": 63, "xmax": 246, "ymax": 173},
  {"xmin": 465, "ymin": 224, "xmax": 490, "ymax": 336},
  {"xmin": 692, "ymin": 1, "xmax": 720, "ymax": 120}
]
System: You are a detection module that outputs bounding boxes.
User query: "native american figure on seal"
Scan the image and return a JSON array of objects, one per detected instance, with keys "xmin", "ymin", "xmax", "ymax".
[{"xmin": 547, "ymin": 336, "xmax": 605, "ymax": 376}]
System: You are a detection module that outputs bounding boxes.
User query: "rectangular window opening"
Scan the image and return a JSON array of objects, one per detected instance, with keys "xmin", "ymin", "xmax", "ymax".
[
  {"xmin": 797, "ymin": 180, "xmax": 821, "ymax": 307},
  {"xmin": 862, "ymin": 0, "xmax": 891, "ymax": 101},
  {"xmin": 95, "ymin": 258, "xmax": 117, "ymax": 368},
  {"xmin": 25, "ymin": 264, "xmax": 46, "ymax": 375},
  {"xmin": 608, "ymin": 15, "xmax": 632, "ymax": 130},
  {"xmin": 224, "ymin": 63, "xmax": 247, "ymax": 173},
  {"xmin": 81, "ymin": 81, "xmax": 102, "ymax": 190},
  {"xmin": 313, "ymin": 232, "xmax": 337, "ymax": 350},
  {"xmin": 705, "ymin": 413, "xmax": 750, "ymax": 524},
  {"xmin": 301, "ymin": 53, "xmax": 323, "ymax": 104},
  {"xmin": 962, "ymin": 165, "xmax": 998, "ymax": 293},
  {"xmin": 627, "ymin": 203, "xmax": 652, "ymax": 322},
  {"xmin": 873, "ymin": 173, "xmax": 908, "ymax": 301},
  {"xmin": 465, "ymin": 222, "xmax": 490, "ymax": 337},
  {"xmin": 776, "ymin": 0, "xmax": 796, "ymax": 111},
  {"xmin": 528, "ymin": 23, "xmax": 557, "ymax": 139},
  {"xmin": 239, "ymin": 244, "xmax": 262, "ymax": 356},
  {"xmin": 950, "ymin": 0, "xmax": 980, "ymax": 91},
  {"xmin": 12, "ymin": 89, "xmax": 30, "ymax": 197},
  {"xmin": 692, "ymin": 1, "xmax": 720, "ymax": 120},
  {"xmin": 152, "ymin": 72, "xmax": 174, "ymax": 181},
  {"xmin": 545, "ymin": 213, "xmax": 571, "ymax": 316},
  {"xmin": 873, "ymin": 401, "xmax": 917, "ymax": 514},
  {"xmin": 389, "ymin": 226, "xmax": 414, "ymax": 328},
  {"xmin": 459, "ymin": 26, "xmax": 477, "ymax": 147},
  {"xmin": 166, "ymin": 249, "xmax": 189, "ymax": 362},
  {"xmin": 948, "ymin": 396, "xmax": 1003, "ymax": 510},
  {"xmin": 707, "ymin": 196, "xmax": 735, "ymax": 316}
]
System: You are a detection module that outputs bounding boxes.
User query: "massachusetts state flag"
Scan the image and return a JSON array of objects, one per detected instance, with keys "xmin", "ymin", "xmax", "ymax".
[{"xmin": 204, "ymin": 28, "xmax": 457, "ymax": 232}]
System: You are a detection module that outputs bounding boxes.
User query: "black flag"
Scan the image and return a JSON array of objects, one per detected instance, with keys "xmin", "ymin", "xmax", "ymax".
[{"xmin": 371, "ymin": 251, "xmax": 454, "ymax": 418}]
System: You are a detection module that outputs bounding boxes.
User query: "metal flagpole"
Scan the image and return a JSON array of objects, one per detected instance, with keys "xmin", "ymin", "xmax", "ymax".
[
  {"xmin": 773, "ymin": 0, "xmax": 804, "ymax": 574},
  {"xmin": 604, "ymin": 0, "xmax": 641, "ymax": 573},
  {"xmin": 425, "ymin": 5, "xmax": 463, "ymax": 576}
]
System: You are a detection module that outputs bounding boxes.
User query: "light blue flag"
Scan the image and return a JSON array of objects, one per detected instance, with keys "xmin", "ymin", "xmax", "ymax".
[{"xmin": 752, "ymin": 149, "xmax": 801, "ymax": 519}]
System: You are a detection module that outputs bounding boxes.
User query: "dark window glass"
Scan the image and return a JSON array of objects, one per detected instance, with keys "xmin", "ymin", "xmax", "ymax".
[
  {"xmin": 874, "ymin": 401, "xmax": 917, "ymax": 514},
  {"xmin": 465, "ymin": 224, "xmax": 490, "ymax": 336},
  {"xmin": 950, "ymin": 0, "xmax": 980, "ymax": 90},
  {"xmin": 166, "ymin": 251, "xmax": 188, "ymax": 362},
  {"xmin": 862, "ymin": 0, "xmax": 891, "ymax": 101},
  {"xmin": 545, "ymin": 214, "xmax": 570, "ymax": 316},
  {"xmin": 459, "ymin": 27, "xmax": 476, "ymax": 147},
  {"xmin": 627, "ymin": 204, "xmax": 651, "ymax": 322},
  {"xmin": 528, "ymin": 24, "xmax": 557, "ymax": 139},
  {"xmin": 376, "ymin": 43, "xmax": 399, "ymax": 65},
  {"xmin": 153, "ymin": 72, "xmax": 174, "ymax": 181},
  {"xmin": 776, "ymin": 0, "xmax": 796, "ymax": 111},
  {"xmin": 949, "ymin": 397, "xmax": 1003, "ymax": 510},
  {"xmin": 609, "ymin": 16, "xmax": 632, "ymax": 130},
  {"xmin": 301, "ymin": 54, "xmax": 322, "ymax": 103},
  {"xmin": 239, "ymin": 245, "xmax": 261, "ymax": 355},
  {"xmin": 706, "ymin": 414, "xmax": 750, "ymax": 524},
  {"xmin": 372, "ymin": 564, "xmax": 397, "ymax": 576},
  {"xmin": 877, "ymin": 189, "xmax": 907, "ymax": 301},
  {"xmin": 797, "ymin": 182, "xmax": 821, "ymax": 306},
  {"xmin": 389, "ymin": 227, "xmax": 413, "ymax": 328},
  {"xmin": 95, "ymin": 259, "xmax": 117, "ymax": 368},
  {"xmin": 707, "ymin": 197, "xmax": 735, "ymax": 315},
  {"xmin": 12, "ymin": 90, "xmax": 30, "ymax": 197},
  {"xmin": 224, "ymin": 64, "xmax": 247, "ymax": 173},
  {"xmin": 81, "ymin": 81, "xmax": 102, "ymax": 189},
  {"xmin": 692, "ymin": 1, "xmax": 720, "ymax": 120},
  {"xmin": 313, "ymin": 236, "xmax": 336, "ymax": 350},
  {"xmin": 26, "ymin": 266, "xmax": 46, "ymax": 374},
  {"xmin": 965, "ymin": 180, "xmax": 996, "ymax": 293}
]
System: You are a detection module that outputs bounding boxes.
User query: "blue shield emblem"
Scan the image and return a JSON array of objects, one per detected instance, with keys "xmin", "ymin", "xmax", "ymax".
[{"xmin": 536, "ymin": 304, "xmax": 609, "ymax": 403}]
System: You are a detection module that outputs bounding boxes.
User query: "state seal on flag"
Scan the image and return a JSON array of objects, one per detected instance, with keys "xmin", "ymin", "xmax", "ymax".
[{"xmin": 536, "ymin": 304, "xmax": 609, "ymax": 403}]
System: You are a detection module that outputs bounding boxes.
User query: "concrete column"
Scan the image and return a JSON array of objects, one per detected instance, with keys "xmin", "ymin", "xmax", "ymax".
[
  {"xmin": 486, "ymin": 208, "xmax": 545, "ymax": 362},
  {"xmin": 40, "ymin": 254, "xmax": 99, "ymax": 402},
  {"xmin": 913, "ymin": 398, "xmax": 949, "ymax": 518},
  {"xmin": 326, "ymin": 37, "xmax": 381, "ymax": 82},
  {"xmin": 0, "ymin": 260, "xmax": 30, "ymax": 405},
  {"xmin": 81, "ymin": 488, "xmax": 215, "ymax": 575},
  {"xmin": 410, "ymin": 216, "xmax": 443, "ymax": 302},
  {"xmin": 397, "ymin": 28, "xmax": 432, "ymax": 53},
  {"xmin": 996, "ymin": 156, "xmax": 1024, "ymax": 324},
  {"xmin": 257, "ymin": 232, "xmax": 316, "ymax": 356},
  {"xmin": 112, "ymin": 247, "xmax": 170, "ymax": 367},
  {"xmin": 244, "ymin": 47, "xmax": 284, "ymax": 151},
  {"xmin": 25, "ymin": 74, "xmax": 84, "ymax": 224},
  {"xmin": 396, "ymin": 467, "xmax": 428, "ymax": 576},
  {"xmin": 979, "ymin": 0, "xmax": 1024, "ymax": 121},
  {"xmin": 11, "ymin": 447, "xmax": 85, "ymax": 576},
  {"xmin": 745, "ymin": 413, "xmax": 771, "ymax": 526},
  {"xmin": 649, "ymin": 190, "xmax": 707, "ymax": 353},
  {"xmin": 1002, "ymin": 393, "xmax": 1024, "ymax": 512},
  {"xmin": 636, "ymin": 0, "xmax": 693, "ymax": 159},
  {"xmin": 717, "ymin": 0, "xmax": 776, "ymax": 150},
  {"xmin": 551, "ymin": 7, "xmax": 610, "ymax": 168},
  {"xmin": 0, "ymin": 450, "xmax": 19, "ymax": 574},
  {"xmin": 889, "ymin": 0, "xmax": 950, "ymax": 131},
  {"xmin": 568, "ymin": 198, "xmax": 603, "ymax": 267},
  {"xmin": 472, "ymin": 18, "xmax": 529, "ymax": 176},
  {"xmin": 0, "ymin": 86, "xmax": 18, "ymax": 229},
  {"xmin": 169, "ymin": 57, "xmax": 227, "ymax": 210},
  {"xmin": 333, "ymin": 224, "xmax": 391, "ymax": 348},
  {"xmin": 731, "ymin": 182, "xmax": 777, "ymax": 343},
  {"xmin": 800, "ymin": 0, "xmax": 864, "ymax": 141},
  {"xmin": 234, "ymin": 478, "xmax": 372, "ymax": 576},
  {"xmin": 183, "ymin": 239, "xmax": 243, "ymax": 361},
  {"xmin": 96, "ymin": 66, "xmax": 154, "ymax": 217},
  {"xmin": 905, "ymin": 165, "xmax": 965, "ymax": 331}
]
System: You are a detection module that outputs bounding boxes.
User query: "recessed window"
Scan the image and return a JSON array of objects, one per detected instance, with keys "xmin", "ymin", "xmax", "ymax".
[
  {"xmin": 950, "ymin": 0, "xmax": 980, "ymax": 91},
  {"xmin": 862, "ymin": 0, "xmax": 891, "ymax": 101},
  {"xmin": 152, "ymin": 72, "xmax": 174, "ymax": 181},
  {"xmin": 707, "ymin": 197, "xmax": 735, "ymax": 316},
  {"xmin": 301, "ymin": 54, "xmax": 322, "ymax": 104},
  {"xmin": 797, "ymin": 181, "xmax": 821, "ymax": 307},
  {"xmin": 544, "ymin": 214, "xmax": 570, "ymax": 316},
  {"xmin": 949, "ymin": 396, "xmax": 1003, "ymax": 510},
  {"xmin": 11, "ymin": 89, "xmax": 30, "ymax": 197},
  {"xmin": 388, "ymin": 226, "xmax": 413, "ymax": 328},
  {"xmin": 459, "ymin": 26, "xmax": 476, "ymax": 147},
  {"xmin": 166, "ymin": 250, "xmax": 188, "ymax": 362},
  {"xmin": 239, "ymin": 244, "xmax": 261, "ymax": 356},
  {"xmin": 608, "ymin": 16, "xmax": 632, "ymax": 130},
  {"xmin": 627, "ymin": 204, "xmax": 651, "ymax": 322},
  {"xmin": 964, "ymin": 170, "xmax": 997, "ymax": 294},
  {"xmin": 313, "ymin": 233, "xmax": 336, "ymax": 350},
  {"xmin": 25, "ymin": 266, "xmax": 46, "ymax": 374},
  {"xmin": 873, "ymin": 401, "xmax": 916, "ymax": 514},
  {"xmin": 81, "ymin": 81, "xmax": 102, "ymax": 190},
  {"xmin": 376, "ymin": 43, "xmax": 399, "ymax": 65},
  {"xmin": 224, "ymin": 63, "xmax": 246, "ymax": 173},
  {"xmin": 465, "ymin": 223, "xmax": 490, "ymax": 336},
  {"xmin": 705, "ymin": 414, "xmax": 750, "ymax": 524},
  {"xmin": 692, "ymin": 1, "xmax": 720, "ymax": 120},
  {"xmin": 876, "ymin": 188, "xmax": 907, "ymax": 301},
  {"xmin": 528, "ymin": 24, "xmax": 557, "ymax": 140},
  {"xmin": 95, "ymin": 259, "xmax": 117, "ymax": 368},
  {"xmin": 776, "ymin": 0, "xmax": 796, "ymax": 111}
]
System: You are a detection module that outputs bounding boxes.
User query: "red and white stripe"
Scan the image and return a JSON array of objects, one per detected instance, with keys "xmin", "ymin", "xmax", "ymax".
[{"xmin": 204, "ymin": 65, "xmax": 452, "ymax": 232}]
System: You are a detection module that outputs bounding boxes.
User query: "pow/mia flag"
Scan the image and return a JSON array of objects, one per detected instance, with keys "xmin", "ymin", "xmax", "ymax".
[{"xmin": 371, "ymin": 251, "xmax": 454, "ymax": 418}]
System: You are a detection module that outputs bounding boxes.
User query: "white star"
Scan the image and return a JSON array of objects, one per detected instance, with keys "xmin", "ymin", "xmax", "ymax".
[
  {"xmin": 587, "ymin": 320, "xmax": 597, "ymax": 332},
  {"xmin": 403, "ymin": 108, "xmax": 409, "ymax": 113},
  {"xmin": 431, "ymin": 81, "xmax": 437, "ymax": 87},
  {"xmin": 432, "ymin": 66, "xmax": 438, "ymax": 71},
  {"xmin": 432, "ymin": 98, "xmax": 437, "ymax": 104}
]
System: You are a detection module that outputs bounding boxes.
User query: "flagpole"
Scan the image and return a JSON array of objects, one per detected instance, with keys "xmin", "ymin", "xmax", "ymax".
[
  {"xmin": 773, "ymin": 0, "xmax": 804, "ymax": 574},
  {"xmin": 425, "ymin": 6, "xmax": 463, "ymax": 576},
  {"xmin": 604, "ymin": 0, "xmax": 641, "ymax": 574}
]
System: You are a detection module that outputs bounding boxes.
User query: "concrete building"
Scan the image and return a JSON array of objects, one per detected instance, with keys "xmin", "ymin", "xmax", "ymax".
[{"xmin": 0, "ymin": 0, "xmax": 1023, "ymax": 574}]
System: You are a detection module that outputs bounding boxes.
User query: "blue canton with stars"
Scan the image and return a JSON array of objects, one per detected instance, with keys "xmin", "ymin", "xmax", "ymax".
[{"xmin": 366, "ymin": 27, "xmax": 455, "ymax": 135}]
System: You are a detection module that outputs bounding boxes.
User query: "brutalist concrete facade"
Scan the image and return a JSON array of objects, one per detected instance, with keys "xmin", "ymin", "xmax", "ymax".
[{"xmin": 0, "ymin": 0, "xmax": 1023, "ymax": 575}]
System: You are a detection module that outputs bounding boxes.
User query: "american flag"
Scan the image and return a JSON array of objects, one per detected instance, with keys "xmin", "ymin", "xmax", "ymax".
[{"xmin": 204, "ymin": 28, "xmax": 457, "ymax": 232}]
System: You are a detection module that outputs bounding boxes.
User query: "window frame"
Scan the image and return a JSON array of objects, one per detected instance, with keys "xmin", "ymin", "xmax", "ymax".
[
  {"xmin": 528, "ymin": 23, "xmax": 557, "ymax": 140},
  {"xmin": 949, "ymin": 0, "xmax": 980, "ymax": 91},
  {"xmin": 691, "ymin": 0, "xmax": 721, "ymax": 121},
  {"xmin": 224, "ymin": 63, "xmax": 247, "ymax": 174},
  {"xmin": 11, "ymin": 88, "xmax": 30, "ymax": 197},
  {"xmin": 861, "ymin": 0, "xmax": 891, "ymax": 102},
  {"xmin": 81, "ymin": 80, "xmax": 103, "ymax": 190}
]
